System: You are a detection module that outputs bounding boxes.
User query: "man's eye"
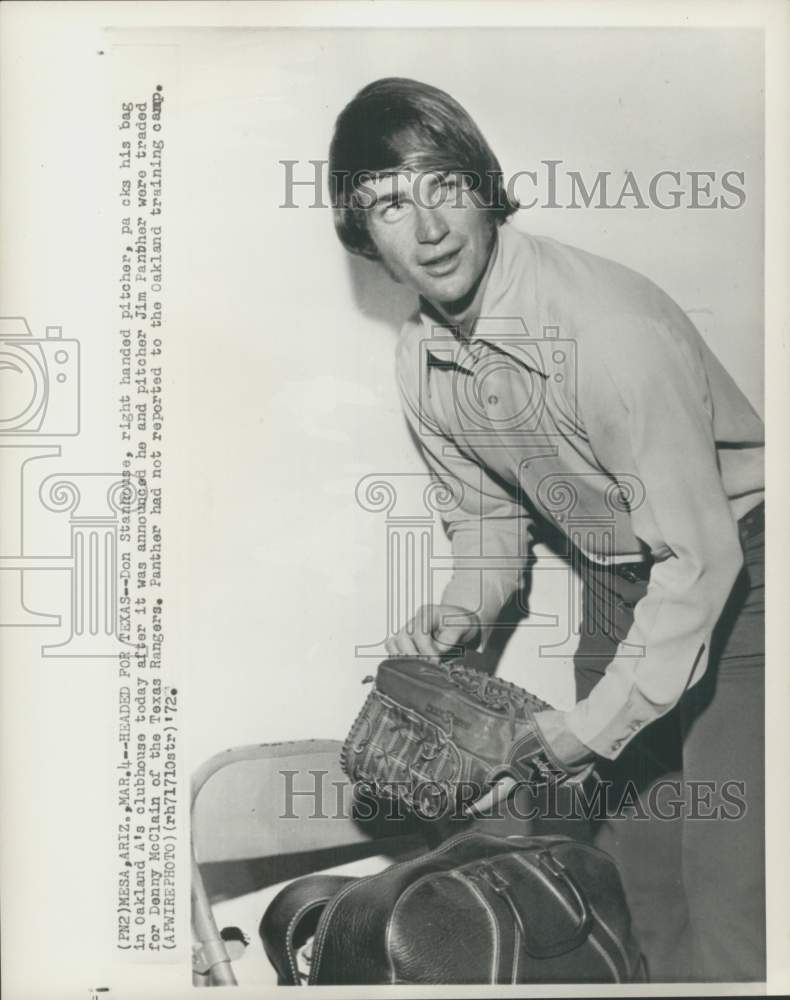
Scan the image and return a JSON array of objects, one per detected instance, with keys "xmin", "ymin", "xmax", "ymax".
[
  {"xmin": 438, "ymin": 176, "xmax": 462, "ymax": 195},
  {"xmin": 432, "ymin": 176, "xmax": 463, "ymax": 204},
  {"xmin": 381, "ymin": 200, "xmax": 408, "ymax": 220}
]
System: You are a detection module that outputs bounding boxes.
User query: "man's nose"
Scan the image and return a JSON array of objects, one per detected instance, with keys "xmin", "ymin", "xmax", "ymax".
[{"xmin": 415, "ymin": 205, "xmax": 449, "ymax": 244}]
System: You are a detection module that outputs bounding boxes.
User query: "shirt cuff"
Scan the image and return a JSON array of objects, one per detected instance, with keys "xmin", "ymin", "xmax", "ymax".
[
  {"xmin": 563, "ymin": 682, "xmax": 665, "ymax": 759},
  {"xmin": 533, "ymin": 708, "xmax": 596, "ymax": 771}
]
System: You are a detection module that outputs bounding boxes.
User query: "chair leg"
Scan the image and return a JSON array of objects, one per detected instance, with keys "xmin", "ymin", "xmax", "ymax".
[{"xmin": 191, "ymin": 851, "xmax": 238, "ymax": 986}]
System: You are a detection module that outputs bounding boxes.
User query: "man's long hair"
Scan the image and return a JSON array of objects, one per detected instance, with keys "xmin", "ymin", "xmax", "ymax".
[{"xmin": 329, "ymin": 77, "xmax": 518, "ymax": 259}]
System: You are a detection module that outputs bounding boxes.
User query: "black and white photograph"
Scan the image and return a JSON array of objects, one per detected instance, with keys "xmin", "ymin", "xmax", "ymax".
[{"xmin": 1, "ymin": 3, "xmax": 788, "ymax": 998}]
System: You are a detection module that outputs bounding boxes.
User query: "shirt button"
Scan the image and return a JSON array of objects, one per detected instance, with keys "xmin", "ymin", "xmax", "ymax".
[{"xmin": 487, "ymin": 394, "xmax": 499, "ymax": 406}]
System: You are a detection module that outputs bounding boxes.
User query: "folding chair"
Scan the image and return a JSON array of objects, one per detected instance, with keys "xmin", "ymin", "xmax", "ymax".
[{"xmin": 191, "ymin": 739, "xmax": 426, "ymax": 986}]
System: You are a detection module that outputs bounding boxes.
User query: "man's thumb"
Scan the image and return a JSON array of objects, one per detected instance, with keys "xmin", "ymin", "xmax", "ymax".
[{"xmin": 435, "ymin": 619, "xmax": 476, "ymax": 648}]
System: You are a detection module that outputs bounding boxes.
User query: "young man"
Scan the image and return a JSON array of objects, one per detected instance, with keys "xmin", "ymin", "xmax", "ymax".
[{"xmin": 329, "ymin": 77, "xmax": 765, "ymax": 982}]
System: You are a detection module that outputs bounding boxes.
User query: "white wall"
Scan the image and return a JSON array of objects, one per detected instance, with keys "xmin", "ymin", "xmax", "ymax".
[{"xmin": 172, "ymin": 28, "xmax": 764, "ymax": 770}]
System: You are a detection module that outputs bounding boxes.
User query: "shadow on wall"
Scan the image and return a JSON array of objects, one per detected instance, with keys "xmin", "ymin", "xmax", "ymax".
[
  {"xmin": 201, "ymin": 834, "xmax": 426, "ymax": 904},
  {"xmin": 346, "ymin": 253, "xmax": 417, "ymax": 333}
]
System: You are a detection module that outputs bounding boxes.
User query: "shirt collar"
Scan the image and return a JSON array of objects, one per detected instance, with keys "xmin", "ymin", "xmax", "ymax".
[{"xmin": 419, "ymin": 224, "xmax": 547, "ymax": 376}]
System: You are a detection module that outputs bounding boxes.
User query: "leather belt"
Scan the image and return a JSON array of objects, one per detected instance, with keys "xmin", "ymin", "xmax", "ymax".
[
  {"xmin": 613, "ymin": 561, "xmax": 651, "ymax": 584},
  {"xmin": 612, "ymin": 501, "xmax": 764, "ymax": 584}
]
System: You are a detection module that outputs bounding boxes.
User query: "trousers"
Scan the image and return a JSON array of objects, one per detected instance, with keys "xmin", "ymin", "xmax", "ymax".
[{"xmin": 567, "ymin": 514, "xmax": 765, "ymax": 981}]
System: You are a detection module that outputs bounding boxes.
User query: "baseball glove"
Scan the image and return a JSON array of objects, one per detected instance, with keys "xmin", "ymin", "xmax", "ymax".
[{"xmin": 340, "ymin": 656, "xmax": 582, "ymax": 819}]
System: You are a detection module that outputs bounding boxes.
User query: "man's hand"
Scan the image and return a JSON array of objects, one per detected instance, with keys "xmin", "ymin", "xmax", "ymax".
[
  {"xmin": 464, "ymin": 710, "xmax": 596, "ymax": 817},
  {"xmin": 384, "ymin": 604, "xmax": 481, "ymax": 661}
]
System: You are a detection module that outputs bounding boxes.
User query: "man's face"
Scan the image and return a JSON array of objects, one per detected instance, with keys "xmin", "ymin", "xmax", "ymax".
[{"xmin": 364, "ymin": 172, "xmax": 496, "ymax": 310}]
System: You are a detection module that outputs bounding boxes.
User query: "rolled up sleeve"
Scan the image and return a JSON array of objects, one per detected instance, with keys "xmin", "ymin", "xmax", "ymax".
[{"xmin": 565, "ymin": 316, "xmax": 744, "ymax": 758}]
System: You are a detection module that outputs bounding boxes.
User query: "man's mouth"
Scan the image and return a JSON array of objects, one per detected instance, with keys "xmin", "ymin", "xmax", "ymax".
[{"xmin": 420, "ymin": 246, "xmax": 462, "ymax": 277}]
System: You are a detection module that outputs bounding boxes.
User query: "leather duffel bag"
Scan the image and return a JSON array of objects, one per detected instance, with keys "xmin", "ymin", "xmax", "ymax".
[{"xmin": 259, "ymin": 829, "xmax": 645, "ymax": 985}]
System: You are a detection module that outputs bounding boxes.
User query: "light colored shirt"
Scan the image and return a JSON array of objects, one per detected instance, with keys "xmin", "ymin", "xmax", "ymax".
[{"xmin": 395, "ymin": 222, "xmax": 764, "ymax": 759}]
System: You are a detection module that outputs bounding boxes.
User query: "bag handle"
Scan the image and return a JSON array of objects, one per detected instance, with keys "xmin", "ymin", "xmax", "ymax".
[{"xmin": 480, "ymin": 850, "xmax": 593, "ymax": 960}]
